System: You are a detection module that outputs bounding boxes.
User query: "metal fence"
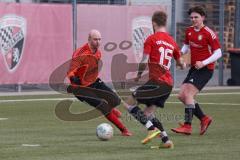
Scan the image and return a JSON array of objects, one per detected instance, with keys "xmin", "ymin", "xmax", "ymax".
[{"xmin": 174, "ymin": 0, "xmax": 238, "ymax": 87}]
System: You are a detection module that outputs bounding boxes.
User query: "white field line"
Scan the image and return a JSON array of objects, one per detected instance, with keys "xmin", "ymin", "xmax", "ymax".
[
  {"xmin": 120, "ymin": 92, "xmax": 240, "ymax": 97},
  {"xmin": 166, "ymin": 102, "xmax": 240, "ymax": 106},
  {"xmin": 0, "ymin": 98, "xmax": 76, "ymax": 103},
  {"xmin": 0, "ymin": 118, "xmax": 8, "ymax": 120},
  {"xmin": 0, "ymin": 92, "xmax": 240, "ymax": 106},
  {"xmin": 22, "ymin": 144, "xmax": 41, "ymax": 147},
  {"xmin": 172, "ymin": 92, "xmax": 240, "ymax": 96}
]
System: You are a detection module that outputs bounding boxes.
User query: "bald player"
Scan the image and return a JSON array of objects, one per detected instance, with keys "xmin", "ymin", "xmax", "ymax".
[{"xmin": 67, "ymin": 29, "xmax": 132, "ymax": 136}]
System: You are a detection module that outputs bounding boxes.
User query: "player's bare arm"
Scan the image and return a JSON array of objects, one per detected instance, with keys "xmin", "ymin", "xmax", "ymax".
[
  {"xmin": 135, "ymin": 54, "xmax": 149, "ymax": 82},
  {"xmin": 176, "ymin": 57, "xmax": 187, "ymax": 70}
]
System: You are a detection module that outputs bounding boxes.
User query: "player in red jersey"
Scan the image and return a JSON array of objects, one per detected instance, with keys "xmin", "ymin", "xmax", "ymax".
[
  {"xmin": 67, "ymin": 29, "xmax": 132, "ymax": 136},
  {"xmin": 123, "ymin": 11, "xmax": 186, "ymax": 148},
  {"xmin": 171, "ymin": 6, "xmax": 222, "ymax": 135}
]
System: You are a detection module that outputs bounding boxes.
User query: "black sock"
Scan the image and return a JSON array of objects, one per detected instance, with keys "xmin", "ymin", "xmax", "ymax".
[
  {"xmin": 184, "ymin": 104, "xmax": 195, "ymax": 125},
  {"xmin": 129, "ymin": 106, "xmax": 155, "ymax": 130},
  {"xmin": 150, "ymin": 117, "xmax": 169, "ymax": 143},
  {"xmin": 161, "ymin": 136, "xmax": 169, "ymax": 143},
  {"xmin": 194, "ymin": 103, "xmax": 205, "ymax": 120},
  {"xmin": 150, "ymin": 117, "xmax": 164, "ymax": 131}
]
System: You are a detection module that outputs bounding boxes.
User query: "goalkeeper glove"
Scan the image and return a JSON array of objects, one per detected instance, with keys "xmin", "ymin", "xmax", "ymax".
[{"xmin": 70, "ymin": 76, "xmax": 81, "ymax": 85}]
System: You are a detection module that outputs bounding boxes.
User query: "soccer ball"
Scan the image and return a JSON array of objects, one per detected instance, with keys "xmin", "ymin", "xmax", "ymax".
[{"xmin": 96, "ymin": 123, "xmax": 113, "ymax": 141}]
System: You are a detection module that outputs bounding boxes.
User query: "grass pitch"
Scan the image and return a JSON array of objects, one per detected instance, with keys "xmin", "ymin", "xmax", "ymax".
[{"xmin": 0, "ymin": 89, "xmax": 240, "ymax": 160}]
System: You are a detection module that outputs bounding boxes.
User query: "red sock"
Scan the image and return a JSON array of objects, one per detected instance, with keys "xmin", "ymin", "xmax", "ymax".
[
  {"xmin": 112, "ymin": 108, "xmax": 122, "ymax": 117},
  {"xmin": 105, "ymin": 110, "xmax": 126, "ymax": 132}
]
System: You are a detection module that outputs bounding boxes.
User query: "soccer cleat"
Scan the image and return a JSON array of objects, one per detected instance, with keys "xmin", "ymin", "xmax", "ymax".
[
  {"xmin": 150, "ymin": 140, "xmax": 174, "ymax": 149},
  {"xmin": 141, "ymin": 129, "xmax": 161, "ymax": 144},
  {"xmin": 171, "ymin": 123, "xmax": 192, "ymax": 135},
  {"xmin": 121, "ymin": 128, "xmax": 133, "ymax": 136},
  {"xmin": 200, "ymin": 115, "xmax": 212, "ymax": 135},
  {"xmin": 112, "ymin": 108, "xmax": 122, "ymax": 118},
  {"xmin": 162, "ymin": 140, "xmax": 174, "ymax": 149}
]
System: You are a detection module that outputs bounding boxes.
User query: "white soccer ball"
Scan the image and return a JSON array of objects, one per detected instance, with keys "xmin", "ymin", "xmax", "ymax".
[{"xmin": 96, "ymin": 123, "xmax": 113, "ymax": 141}]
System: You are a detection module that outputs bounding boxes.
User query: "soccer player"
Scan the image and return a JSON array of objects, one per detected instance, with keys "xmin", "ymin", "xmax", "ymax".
[
  {"xmin": 171, "ymin": 6, "xmax": 222, "ymax": 135},
  {"xmin": 123, "ymin": 11, "xmax": 186, "ymax": 148},
  {"xmin": 67, "ymin": 29, "xmax": 132, "ymax": 136}
]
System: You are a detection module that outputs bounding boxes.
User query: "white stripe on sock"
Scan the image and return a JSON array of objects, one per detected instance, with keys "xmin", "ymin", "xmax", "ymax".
[
  {"xmin": 161, "ymin": 131, "xmax": 168, "ymax": 137},
  {"xmin": 145, "ymin": 120, "xmax": 154, "ymax": 129}
]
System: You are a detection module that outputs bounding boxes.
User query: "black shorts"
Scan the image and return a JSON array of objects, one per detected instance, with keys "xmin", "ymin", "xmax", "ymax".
[
  {"xmin": 183, "ymin": 67, "xmax": 213, "ymax": 91},
  {"xmin": 74, "ymin": 78, "xmax": 121, "ymax": 112},
  {"xmin": 132, "ymin": 80, "xmax": 172, "ymax": 108}
]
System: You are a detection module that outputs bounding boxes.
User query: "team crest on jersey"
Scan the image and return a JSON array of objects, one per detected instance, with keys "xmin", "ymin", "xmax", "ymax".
[
  {"xmin": 188, "ymin": 32, "xmax": 191, "ymax": 36},
  {"xmin": 132, "ymin": 16, "xmax": 153, "ymax": 62},
  {"xmin": 0, "ymin": 15, "xmax": 26, "ymax": 72},
  {"xmin": 198, "ymin": 35, "xmax": 203, "ymax": 41}
]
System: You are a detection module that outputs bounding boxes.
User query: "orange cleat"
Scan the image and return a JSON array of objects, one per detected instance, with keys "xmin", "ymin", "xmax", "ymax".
[
  {"xmin": 150, "ymin": 140, "xmax": 174, "ymax": 149},
  {"xmin": 162, "ymin": 140, "xmax": 174, "ymax": 149},
  {"xmin": 171, "ymin": 123, "xmax": 192, "ymax": 135},
  {"xmin": 200, "ymin": 116, "xmax": 212, "ymax": 135}
]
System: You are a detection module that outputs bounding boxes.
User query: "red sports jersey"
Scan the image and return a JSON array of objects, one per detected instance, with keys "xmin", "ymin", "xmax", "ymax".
[
  {"xmin": 144, "ymin": 32, "xmax": 181, "ymax": 86},
  {"xmin": 184, "ymin": 26, "xmax": 221, "ymax": 70},
  {"xmin": 68, "ymin": 43, "xmax": 101, "ymax": 86}
]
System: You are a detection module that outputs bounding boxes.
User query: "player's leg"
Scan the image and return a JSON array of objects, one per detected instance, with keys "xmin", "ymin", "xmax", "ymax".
[
  {"xmin": 93, "ymin": 79, "xmax": 121, "ymax": 117},
  {"xmin": 194, "ymin": 101, "xmax": 205, "ymax": 120},
  {"xmin": 179, "ymin": 83, "xmax": 199, "ymax": 125},
  {"xmin": 172, "ymin": 67, "xmax": 213, "ymax": 135},
  {"xmin": 171, "ymin": 67, "xmax": 198, "ymax": 135},
  {"xmin": 123, "ymin": 80, "xmax": 170, "ymax": 132},
  {"xmin": 194, "ymin": 101, "xmax": 212, "ymax": 135},
  {"xmin": 142, "ymin": 89, "xmax": 173, "ymax": 148},
  {"xmin": 142, "ymin": 106, "xmax": 170, "ymax": 145},
  {"xmin": 104, "ymin": 109, "xmax": 132, "ymax": 136},
  {"xmin": 124, "ymin": 80, "xmax": 173, "ymax": 147},
  {"xmin": 93, "ymin": 79, "xmax": 132, "ymax": 136},
  {"xmin": 171, "ymin": 83, "xmax": 198, "ymax": 135},
  {"xmin": 188, "ymin": 67, "xmax": 213, "ymax": 135},
  {"xmin": 77, "ymin": 95, "xmax": 131, "ymax": 136},
  {"xmin": 123, "ymin": 95, "xmax": 156, "ymax": 131}
]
